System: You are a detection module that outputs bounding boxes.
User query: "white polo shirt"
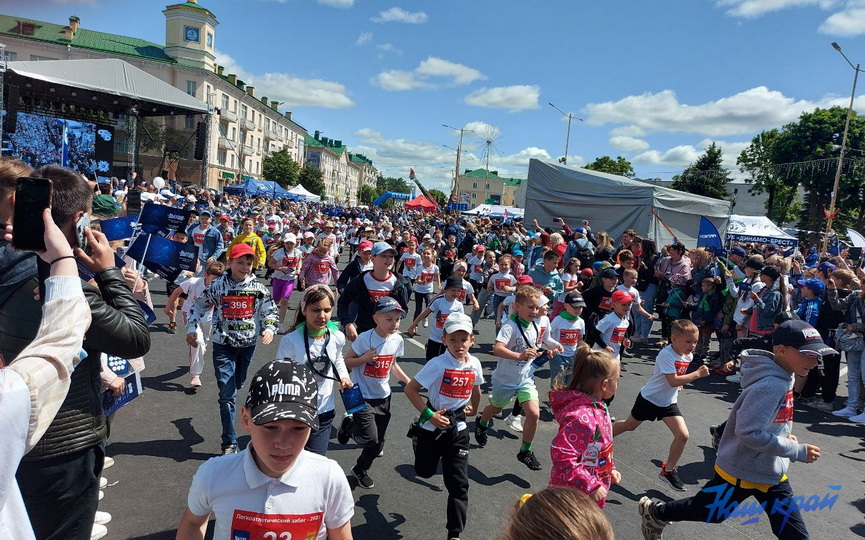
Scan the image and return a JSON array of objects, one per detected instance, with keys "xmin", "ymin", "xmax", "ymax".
[{"xmin": 186, "ymin": 447, "xmax": 353, "ymax": 540}]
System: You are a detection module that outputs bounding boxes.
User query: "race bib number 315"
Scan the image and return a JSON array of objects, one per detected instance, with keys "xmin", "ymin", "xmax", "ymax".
[{"xmin": 231, "ymin": 509, "xmax": 323, "ymax": 540}]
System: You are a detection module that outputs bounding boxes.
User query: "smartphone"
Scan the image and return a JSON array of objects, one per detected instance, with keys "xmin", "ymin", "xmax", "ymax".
[
  {"xmin": 126, "ymin": 190, "xmax": 141, "ymax": 215},
  {"xmin": 12, "ymin": 177, "xmax": 53, "ymax": 251}
]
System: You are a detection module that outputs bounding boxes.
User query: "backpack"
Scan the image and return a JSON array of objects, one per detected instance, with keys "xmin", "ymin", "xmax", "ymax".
[{"xmin": 571, "ymin": 238, "xmax": 594, "ymax": 268}]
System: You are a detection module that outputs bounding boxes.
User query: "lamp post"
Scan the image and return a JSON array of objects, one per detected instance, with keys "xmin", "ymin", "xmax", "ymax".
[
  {"xmin": 443, "ymin": 124, "xmax": 473, "ymax": 201},
  {"xmin": 824, "ymin": 42, "xmax": 863, "ymax": 251},
  {"xmin": 549, "ymin": 102, "xmax": 583, "ymax": 165}
]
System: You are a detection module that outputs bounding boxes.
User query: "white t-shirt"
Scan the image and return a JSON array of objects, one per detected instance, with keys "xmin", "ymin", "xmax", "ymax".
[
  {"xmin": 558, "ymin": 272, "xmax": 578, "ymax": 302},
  {"xmin": 350, "ymin": 329, "xmax": 405, "ymax": 400},
  {"xmin": 271, "ymin": 247, "xmax": 303, "ymax": 281},
  {"xmin": 593, "ymin": 312, "xmax": 629, "ymax": 359},
  {"xmin": 427, "ymin": 295, "xmax": 465, "ymax": 343},
  {"xmin": 456, "ymin": 278, "xmax": 475, "ymax": 304},
  {"xmin": 639, "ymin": 345, "xmax": 692, "ymax": 406},
  {"xmin": 186, "ymin": 448, "xmax": 353, "ymax": 540},
  {"xmin": 180, "ymin": 277, "xmax": 212, "ymax": 323},
  {"xmin": 363, "ymin": 272, "xmax": 397, "ymax": 304},
  {"xmin": 492, "ymin": 318, "xmax": 539, "ymax": 387},
  {"xmin": 551, "ymin": 315, "xmax": 585, "ymax": 357},
  {"xmin": 188, "ymin": 224, "xmax": 210, "ymax": 251},
  {"xmin": 500, "ymin": 294, "xmax": 516, "ymax": 325},
  {"xmin": 413, "ymin": 264, "xmax": 440, "ymax": 294},
  {"xmin": 399, "ymin": 252, "xmax": 422, "ymax": 279},
  {"xmin": 276, "ymin": 327, "xmax": 349, "ymax": 414},
  {"xmin": 490, "ymin": 272, "xmax": 517, "ymax": 297},
  {"xmin": 413, "ymin": 350, "xmax": 484, "ymax": 432},
  {"xmin": 468, "ymin": 255, "xmax": 485, "ymax": 282}
]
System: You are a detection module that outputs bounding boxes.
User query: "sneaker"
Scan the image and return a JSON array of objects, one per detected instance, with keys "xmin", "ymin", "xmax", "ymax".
[
  {"xmin": 337, "ymin": 415, "xmax": 354, "ymax": 445},
  {"xmin": 90, "ymin": 524, "xmax": 108, "ymax": 540},
  {"xmin": 352, "ymin": 466, "xmax": 375, "ymax": 489},
  {"xmin": 798, "ymin": 395, "xmax": 819, "ymax": 404},
  {"xmin": 659, "ymin": 462, "xmax": 686, "ymax": 491},
  {"xmin": 810, "ymin": 400, "xmax": 834, "ymax": 412},
  {"xmin": 221, "ymin": 444, "xmax": 239, "ymax": 455},
  {"xmin": 833, "ymin": 406, "xmax": 861, "ymax": 418},
  {"xmin": 378, "ymin": 443, "xmax": 385, "ymax": 457},
  {"xmin": 99, "ymin": 476, "xmax": 108, "ymax": 489},
  {"xmin": 190, "ymin": 375, "xmax": 202, "ymax": 388},
  {"xmin": 94, "ymin": 511, "xmax": 112, "ymax": 525},
  {"xmin": 638, "ymin": 496, "xmax": 669, "ymax": 540},
  {"xmin": 504, "ymin": 414, "xmax": 524, "ymax": 433},
  {"xmin": 98, "ymin": 490, "xmax": 104, "ymax": 501},
  {"xmin": 725, "ymin": 374, "xmax": 741, "ymax": 384},
  {"xmin": 709, "ymin": 425, "xmax": 722, "ymax": 451},
  {"xmin": 103, "ymin": 456, "xmax": 115, "ymax": 469},
  {"xmin": 655, "ymin": 339, "xmax": 668, "ymax": 347},
  {"xmin": 621, "ymin": 349, "xmax": 634, "ymax": 358},
  {"xmin": 517, "ymin": 450, "xmax": 543, "ymax": 470},
  {"xmin": 166, "ymin": 322, "xmax": 177, "ymax": 334},
  {"xmin": 850, "ymin": 411, "xmax": 865, "ymax": 424},
  {"xmin": 423, "ymin": 319, "xmax": 429, "ymax": 328},
  {"xmin": 474, "ymin": 420, "xmax": 489, "ymax": 447}
]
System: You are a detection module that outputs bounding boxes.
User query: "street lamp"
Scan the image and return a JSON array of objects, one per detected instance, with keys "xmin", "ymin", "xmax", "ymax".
[
  {"xmin": 443, "ymin": 124, "xmax": 473, "ymax": 200},
  {"xmin": 824, "ymin": 42, "xmax": 864, "ymax": 251},
  {"xmin": 549, "ymin": 102, "xmax": 583, "ymax": 164}
]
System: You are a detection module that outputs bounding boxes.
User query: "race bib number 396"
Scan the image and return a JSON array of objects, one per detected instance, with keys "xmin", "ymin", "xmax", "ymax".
[
  {"xmin": 223, "ymin": 295, "xmax": 255, "ymax": 320},
  {"xmin": 230, "ymin": 509, "xmax": 323, "ymax": 540}
]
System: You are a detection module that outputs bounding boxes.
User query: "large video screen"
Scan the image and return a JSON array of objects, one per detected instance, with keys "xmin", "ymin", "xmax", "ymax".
[{"xmin": 7, "ymin": 112, "xmax": 114, "ymax": 175}]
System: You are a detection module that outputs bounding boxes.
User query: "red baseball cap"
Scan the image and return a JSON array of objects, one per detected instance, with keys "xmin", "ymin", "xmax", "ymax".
[
  {"xmin": 230, "ymin": 243, "xmax": 256, "ymax": 260},
  {"xmin": 517, "ymin": 275, "xmax": 534, "ymax": 285},
  {"xmin": 359, "ymin": 240, "xmax": 373, "ymax": 251},
  {"xmin": 611, "ymin": 290, "xmax": 634, "ymax": 304},
  {"xmin": 581, "ymin": 268, "xmax": 594, "ymax": 278}
]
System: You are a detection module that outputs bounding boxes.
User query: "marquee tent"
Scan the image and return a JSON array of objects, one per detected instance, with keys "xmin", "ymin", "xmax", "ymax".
[
  {"xmin": 224, "ymin": 179, "xmax": 295, "ymax": 199},
  {"xmin": 525, "ymin": 159, "xmax": 731, "ymax": 247},
  {"xmin": 405, "ymin": 195, "xmax": 437, "ymax": 213},
  {"xmin": 727, "ymin": 214, "xmax": 799, "ymax": 248},
  {"xmin": 462, "ymin": 204, "xmax": 525, "ymax": 219},
  {"xmin": 287, "ymin": 184, "xmax": 321, "ymax": 203}
]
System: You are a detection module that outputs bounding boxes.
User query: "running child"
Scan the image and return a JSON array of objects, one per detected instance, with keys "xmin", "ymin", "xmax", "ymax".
[
  {"xmin": 501, "ymin": 487, "xmax": 614, "ymax": 540},
  {"xmin": 407, "ymin": 276, "xmax": 466, "ymax": 360},
  {"xmin": 613, "ymin": 319, "xmax": 710, "ymax": 491},
  {"xmin": 398, "ymin": 238, "xmax": 422, "ymax": 285},
  {"xmin": 452, "ymin": 261, "xmax": 481, "ymax": 313},
  {"xmin": 412, "ymin": 247, "xmax": 441, "ymax": 326},
  {"xmin": 164, "ymin": 229, "xmax": 195, "ymax": 334},
  {"xmin": 340, "ymin": 297, "xmax": 411, "ymax": 489},
  {"xmin": 489, "ymin": 253, "xmax": 517, "ymax": 318},
  {"xmin": 549, "ymin": 292, "xmax": 587, "ymax": 387},
  {"xmin": 268, "ymin": 232, "xmax": 303, "ymax": 334},
  {"xmin": 593, "ymin": 290, "xmax": 634, "ymax": 362},
  {"xmin": 549, "ymin": 345, "xmax": 622, "ymax": 507},
  {"xmin": 405, "ymin": 313, "xmax": 484, "ymax": 540},
  {"xmin": 552, "ymin": 257, "xmax": 582, "ymax": 319}
]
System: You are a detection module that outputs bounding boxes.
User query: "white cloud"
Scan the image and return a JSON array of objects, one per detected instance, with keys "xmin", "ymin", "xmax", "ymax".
[
  {"xmin": 716, "ymin": 0, "xmax": 865, "ymax": 36},
  {"xmin": 610, "ymin": 125, "xmax": 646, "ymax": 137},
  {"xmin": 632, "ymin": 139, "xmax": 751, "ymax": 170},
  {"xmin": 372, "ymin": 7, "xmax": 428, "ymax": 24},
  {"xmin": 355, "ymin": 32, "xmax": 372, "ymax": 45},
  {"xmin": 609, "ymin": 136, "xmax": 651, "ymax": 152},
  {"xmin": 465, "ymin": 85, "xmax": 540, "ymax": 112},
  {"xmin": 317, "ymin": 0, "xmax": 354, "ymax": 6},
  {"xmin": 820, "ymin": 5, "xmax": 865, "ymax": 35},
  {"xmin": 372, "ymin": 56, "xmax": 484, "ymax": 91},
  {"xmin": 215, "ymin": 50, "xmax": 353, "ymax": 109},
  {"xmin": 717, "ymin": 0, "xmax": 836, "ymax": 19},
  {"xmin": 376, "ymin": 43, "xmax": 400, "ymax": 53}
]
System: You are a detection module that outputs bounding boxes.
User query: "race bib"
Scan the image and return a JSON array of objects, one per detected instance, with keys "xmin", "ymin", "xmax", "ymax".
[
  {"xmin": 610, "ymin": 326, "xmax": 626, "ymax": 344},
  {"xmin": 230, "ymin": 509, "xmax": 323, "ymax": 540},
  {"xmin": 537, "ymin": 326, "xmax": 547, "ymax": 346},
  {"xmin": 439, "ymin": 368, "xmax": 474, "ymax": 399},
  {"xmin": 435, "ymin": 312, "xmax": 449, "ymax": 329},
  {"xmin": 495, "ymin": 278, "xmax": 510, "ymax": 291},
  {"xmin": 223, "ymin": 294, "xmax": 255, "ymax": 320},
  {"xmin": 559, "ymin": 329, "xmax": 581, "ymax": 346},
  {"xmin": 458, "ymin": 289, "xmax": 467, "ymax": 302},
  {"xmin": 363, "ymin": 354, "xmax": 394, "ymax": 379},
  {"xmin": 193, "ymin": 233, "xmax": 204, "ymax": 246},
  {"xmin": 445, "ymin": 250, "xmax": 456, "ymax": 259},
  {"xmin": 281, "ymin": 257, "xmax": 297, "ymax": 268},
  {"xmin": 418, "ymin": 272, "xmax": 433, "ymax": 284},
  {"xmin": 473, "ymin": 264, "xmax": 483, "ymax": 275},
  {"xmin": 599, "ymin": 296, "xmax": 612, "ymax": 311},
  {"xmin": 316, "ymin": 262, "xmax": 330, "ymax": 274},
  {"xmin": 675, "ymin": 359, "xmax": 690, "ymax": 376},
  {"xmin": 774, "ymin": 389, "xmax": 794, "ymax": 423},
  {"xmin": 368, "ymin": 289, "xmax": 390, "ymax": 303},
  {"xmin": 405, "ymin": 258, "xmax": 417, "ymax": 269}
]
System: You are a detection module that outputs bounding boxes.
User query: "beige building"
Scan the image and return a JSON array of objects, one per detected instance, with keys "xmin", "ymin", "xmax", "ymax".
[
  {"xmin": 349, "ymin": 153, "xmax": 378, "ymax": 189},
  {"xmin": 455, "ymin": 168, "xmax": 524, "ymax": 207},
  {"xmin": 304, "ymin": 133, "xmax": 358, "ymax": 205},
  {"xmin": 0, "ymin": 0, "xmax": 307, "ymax": 189}
]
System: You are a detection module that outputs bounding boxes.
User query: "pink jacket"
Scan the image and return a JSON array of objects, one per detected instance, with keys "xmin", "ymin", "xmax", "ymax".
[
  {"xmin": 549, "ymin": 389, "xmax": 615, "ymax": 507},
  {"xmin": 300, "ymin": 251, "xmax": 340, "ymax": 286}
]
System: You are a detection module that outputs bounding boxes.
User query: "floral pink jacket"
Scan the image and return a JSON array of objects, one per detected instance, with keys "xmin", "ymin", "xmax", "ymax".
[{"xmin": 549, "ymin": 389, "xmax": 615, "ymax": 507}]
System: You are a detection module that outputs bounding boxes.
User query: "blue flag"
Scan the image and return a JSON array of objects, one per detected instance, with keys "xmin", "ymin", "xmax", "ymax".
[
  {"xmin": 126, "ymin": 233, "xmax": 198, "ymax": 282},
  {"xmin": 138, "ymin": 203, "xmax": 192, "ymax": 235},
  {"xmin": 697, "ymin": 217, "xmax": 723, "ymax": 251}
]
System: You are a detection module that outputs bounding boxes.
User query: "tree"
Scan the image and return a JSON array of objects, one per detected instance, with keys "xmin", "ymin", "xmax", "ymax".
[
  {"xmin": 137, "ymin": 117, "xmax": 192, "ymax": 175},
  {"xmin": 428, "ymin": 189, "xmax": 447, "ymax": 206},
  {"xmin": 262, "ymin": 150, "xmax": 300, "ymax": 188},
  {"xmin": 359, "ymin": 184, "xmax": 378, "ymax": 205},
  {"xmin": 737, "ymin": 129, "xmax": 800, "ymax": 224},
  {"xmin": 584, "ymin": 155, "xmax": 635, "ymax": 177},
  {"xmin": 670, "ymin": 143, "xmax": 731, "ymax": 200},
  {"xmin": 298, "ymin": 164, "xmax": 327, "ymax": 198},
  {"xmin": 376, "ymin": 175, "xmax": 412, "ymax": 194}
]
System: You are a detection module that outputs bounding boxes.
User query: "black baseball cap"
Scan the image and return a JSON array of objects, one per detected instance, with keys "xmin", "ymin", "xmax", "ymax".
[
  {"xmin": 773, "ymin": 320, "xmax": 838, "ymax": 358},
  {"xmin": 601, "ymin": 268, "xmax": 618, "ymax": 280},
  {"xmin": 564, "ymin": 292, "xmax": 586, "ymax": 308},
  {"xmin": 444, "ymin": 275, "xmax": 463, "ymax": 290},
  {"xmin": 375, "ymin": 296, "xmax": 404, "ymax": 314},
  {"xmin": 245, "ymin": 361, "xmax": 319, "ymax": 429}
]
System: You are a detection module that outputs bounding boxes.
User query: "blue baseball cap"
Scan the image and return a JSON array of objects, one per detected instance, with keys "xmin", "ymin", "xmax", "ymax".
[
  {"xmin": 798, "ymin": 278, "xmax": 825, "ymax": 296},
  {"xmin": 730, "ymin": 246, "xmax": 747, "ymax": 257}
]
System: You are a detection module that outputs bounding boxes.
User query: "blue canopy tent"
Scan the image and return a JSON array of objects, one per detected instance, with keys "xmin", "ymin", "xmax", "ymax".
[
  {"xmin": 372, "ymin": 191, "xmax": 412, "ymax": 206},
  {"xmin": 224, "ymin": 179, "xmax": 296, "ymax": 200}
]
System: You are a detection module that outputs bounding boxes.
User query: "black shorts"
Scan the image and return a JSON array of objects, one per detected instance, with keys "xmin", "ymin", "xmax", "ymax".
[
  {"xmin": 425, "ymin": 340, "xmax": 447, "ymax": 361},
  {"xmin": 352, "ymin": 396, "xmax": 392, "ymax": 447},
  {"xmin": 630, "ymin": 392, "xmax": 682, "ymax": 422}
]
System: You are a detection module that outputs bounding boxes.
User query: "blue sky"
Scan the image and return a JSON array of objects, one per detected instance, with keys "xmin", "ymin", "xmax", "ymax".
[{"xmin": 5, "ymin": 0, "xmax": 865, "ymax": 192}]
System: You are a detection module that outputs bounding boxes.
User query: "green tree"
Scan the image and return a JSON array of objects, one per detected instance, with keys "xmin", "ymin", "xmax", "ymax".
[
  {"xmin": 428, "ymin": 189, "xmax": 447, "ymax": 205},
  {"xmin": 137, "ymin": 117, "xmax": 192, "ymax": 174},
  {"xmin": 359, "ymin": 184, "xmax": 378, "ymax": 205},
  {"xmin": 737, "ymin": 129, "xmax": 800, "ymax": 224},
  {"xmin": 298, "ymin": 164, "xmax": 327, "ymax": 198},
  {"xmin": 583, "ymin": 155, "xmax": 635, "ymax": 177},
  {"xmin": 670, "ymin": 143, "xmax": 731, "ymax": 200},
  {"xmin": 262, "ymin": 150, "xmax": 300, "ymax": 188},
  {"xmin": 376, "ymin": 175, "xmax": 412, "ymax": 194}
]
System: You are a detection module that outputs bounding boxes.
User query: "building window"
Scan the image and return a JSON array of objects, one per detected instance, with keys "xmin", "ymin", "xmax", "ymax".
[
  {"xmin": 221, "ymin": 94, "xmax": 229, "ymax": 110},
  {"xmin": 4, "ymin": 51, "xmax": 17, "ymax": 61},
  {"xmin": 217, "ymin": 149, "xmax": 226, "ymax": 166},
  {"xmin": 241, "ymin": 104, "xmax": 248, "ymax": 119},
  {"xmin": 230, "ymin": 127, "xmax": 236, "ymax": 140},
  {"xmin": 30, "ymin": 55, "xmax": 57, "ymax": 61},
  {"xmin": 184, "ymin": 115, "xmax": 194, "ymax": 129},
  {"xmin": 230, "ymin": 154, "xmax": 235, "ymax": 168},
  {"xmin": 186, "ymin": 80, "xmax": 197, "ymax": 97},
  {"xmin": 239, "ymin": 131, "xmax": 245, "ymax": 145},
  {"xmin": 251, "ymin": 110, "xmax": 255, "ymax": 122},
  {"xmin": 472, "ymin": 182, "xmax": 478, "ymax": 189},
  {"xmin": 206, "ymin": 32, "xmax": 213, "ymax": 48},
  {"xmin": 256, "ymin": 161, "xmax": 260, "ymax": 174},
  {"xmin": 219, "ymin": 123, "xmax": 227, "ymax": 137},
  {"xmin": 471, "ymin": 193, "xmax": 477, "ymax": 199},
  {"xmin": 232, "ymin": 99, "xmax": 237, "ymax": 112},
  {"xmin": 264, "ymin": 118, "xmax": 270, "ymax": 131},
  {"xmin": 486, "ymin": 183, "xmax": 490, "ymax": 189}
]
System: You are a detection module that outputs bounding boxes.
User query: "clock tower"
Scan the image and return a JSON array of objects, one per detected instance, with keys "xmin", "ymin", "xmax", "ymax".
[{"xmin": 163, "ymin": 0, "xmax": 218, "ymax": 69}]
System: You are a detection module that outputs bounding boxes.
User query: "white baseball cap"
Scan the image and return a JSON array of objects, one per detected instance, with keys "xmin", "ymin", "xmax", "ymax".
[
  {"xmin": 282, "ymin": 232, "xmax": 297, "ymax": 243},
  {"xmin": 443, "ymin": 312, "xmax": 473, "ymax": 335}
]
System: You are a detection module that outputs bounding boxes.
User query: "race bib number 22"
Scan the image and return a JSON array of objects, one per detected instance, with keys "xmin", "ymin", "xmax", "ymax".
[{"xmin": 231, "ymin": 509, "xmax": 323, "ymax": 540}]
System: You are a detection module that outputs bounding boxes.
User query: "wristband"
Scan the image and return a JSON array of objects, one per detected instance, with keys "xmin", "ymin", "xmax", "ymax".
[
  {"xmin": 50, "ymin": 255, "xmax": 75, "ymax": 266},
  {"xmin": 419, "ymin": 407, "xmax": 435, "ymax": 424}
]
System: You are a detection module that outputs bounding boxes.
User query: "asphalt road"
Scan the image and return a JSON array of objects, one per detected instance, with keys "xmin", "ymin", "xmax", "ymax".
[{"xmin": 99, "ymin": 274, "xmax": 865, "ymax": 540}]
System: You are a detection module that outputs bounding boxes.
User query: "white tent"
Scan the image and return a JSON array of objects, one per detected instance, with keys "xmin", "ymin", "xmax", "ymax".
[
  {"xmin": 525, "ymin": 160, "xmax": 732, "ymax": 247},
  {"xmin": 287, "ymin": 184, "xmax": 321, "ymax": 203},
  {"xmin": 727, "ymin": 215, "xmax": 799, "ymax": 248},
  {"xmin": 462, "ymin": 204, "xmax": 524, "ymax": 219}
]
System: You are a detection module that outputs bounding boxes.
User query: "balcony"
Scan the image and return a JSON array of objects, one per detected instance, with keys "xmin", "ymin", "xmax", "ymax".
[
  {"xmin": 219, "ymin": 109, "xmax": 237, "ymax": 123},
  {"xmin": 218, "ymin": 137, "xmax": 234, "ymax": 150},
  {"xmin": 242, "ymin": 145, "xmax": 254, "ymax": 156},
  {"xmin": 264, "ymin": 128, "xmax": 279, "ymax": 140},
  {"xmin": 240, "ymin": 118, "xmax": 255, "ymax": 131}
]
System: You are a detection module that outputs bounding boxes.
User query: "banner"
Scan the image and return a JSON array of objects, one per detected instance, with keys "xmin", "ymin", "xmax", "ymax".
[
  {"xmin": 138, "ymin": 203, "xmax": 192, "ymax": 235},
  {"xmin": 126, "ymin": 233, "xmax": 198, "ymax": 282},
  {"xmin": 103, "ymin": 371, "xmax": 143, "ymax": 417},
  {"xmin": 697, "ymin": 216, "xmax": 724, "ymax": 251},
  {"xmin": 99, "ymin": 215, "xmax": 137, "ymax": 241}
]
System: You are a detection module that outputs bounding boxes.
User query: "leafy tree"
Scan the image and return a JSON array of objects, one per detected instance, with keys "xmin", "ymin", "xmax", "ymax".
[
  {"xmin": 670, "ymin": 143, "xmax": 731, "ymax": 200},
  {"xmin": 737, "ymin": 129, "xmax": 800, "ymax": 224},
  {"xmin": 262, "ymin": 150, "xmax": 300, "ymax": 188},
  {"xmin": 298, "ymin": 164, "xmax": 327, "ymax": 198},
  {"xmin": 137, "ymin": 117, "xmax": 192, "ymax": 174},
  {"xmin": 584, "ymin": 155, "xmax": 635, "ymax": 177},
  {"xmin": 359, "ymin": 184, "xmax": 378, "ymax": 205},
  {"xmin": 376, "ymin": 175, "xmax": 412, "ymax": 194},
  {"xmin": 428, "ymin": 189, "xmax": 448, "ymax": 205}
]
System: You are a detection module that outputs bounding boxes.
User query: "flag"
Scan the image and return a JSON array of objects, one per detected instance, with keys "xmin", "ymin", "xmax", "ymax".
[
  {"xmin": 409, "ymin": 168, "xmax": 416, "ymax": 180},
  {"xmin": 697, "ymin": 216, "xmax": 723, "ymax": 251}
]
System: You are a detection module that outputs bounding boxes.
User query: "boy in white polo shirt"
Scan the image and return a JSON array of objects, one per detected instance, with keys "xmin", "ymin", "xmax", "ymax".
[{"xmin": 175, "ymin": 361, "xmax": 353, "ymax": 540}]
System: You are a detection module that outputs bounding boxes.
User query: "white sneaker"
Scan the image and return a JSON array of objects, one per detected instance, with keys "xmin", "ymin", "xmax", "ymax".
[
  {"xmin": 423, "ymin": 319, "xmax": 428, "ymax": 328},
  {"xmin": 504, "ymin": 414, "xmax": 524, "ymax": 433},
  {"xmin": 726, "ymin": 374, "xmax": 741, "ymax": 384},
  {"xmin": 90, "ymin": 523, "xmax": 107, "ymax": 540},
  {"xmin": 103, "ymin": 456, "xmax": 115, "ymax": 469},
  {"xmin": 94, "ymin": 511, "xmax": 112, "ymax": 525},
  {"xmin": 833, "ymin": 406, "xmax": 860, "ymax": 418},
  {"xmin": 190, "ymin": 375, "xmax": 202, "ymax": 387},
  {"xmin": 849, "ymin": 412, "xmax": 865, "ymax": 424},
  {"xmin": 98, "ymin": 490, "xmax": 104, "ymax": 501}
]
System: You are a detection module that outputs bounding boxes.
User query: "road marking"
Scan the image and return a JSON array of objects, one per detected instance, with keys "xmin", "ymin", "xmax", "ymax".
[{"xmin": 406, "ymin": 337, "xmax": 425, "ymax": 350}]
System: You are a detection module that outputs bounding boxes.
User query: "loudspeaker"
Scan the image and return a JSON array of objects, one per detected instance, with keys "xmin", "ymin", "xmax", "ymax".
[{"xmin": 3, "ymin": 85, "xmax": 19, "ymax": 134}]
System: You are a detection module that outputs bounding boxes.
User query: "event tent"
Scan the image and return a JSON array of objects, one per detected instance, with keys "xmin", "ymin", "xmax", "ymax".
[
  {"xmin": 405, "ymin": 195, "xmax": 437, "ymax": 212},
  {"xmin": 224, "ymin": 179, "xmax": 295, "ymax": 199},
  {"xmin": 462, "ymin": 204, "xmax": 525, "ymax": 219},
  {"xmin": 727, "ymin": 214, "xmax": 799, "ymax": 248},
  {"xmin": 287, "ymin": 184, "xmax": 321, "ymax": 203},
  {"xmin": 525, "ymin": 159, "xmax": 731, "ymax": 247}
]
